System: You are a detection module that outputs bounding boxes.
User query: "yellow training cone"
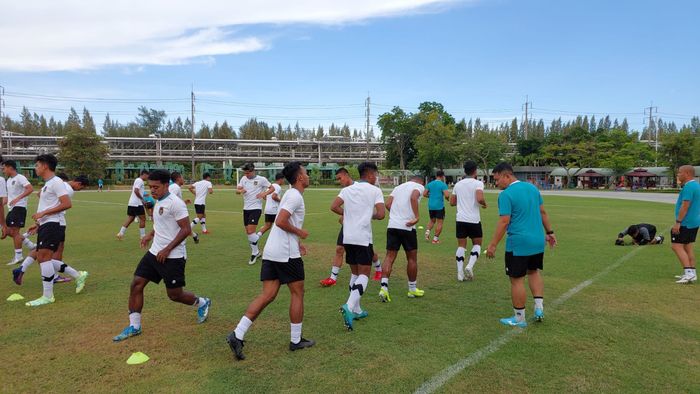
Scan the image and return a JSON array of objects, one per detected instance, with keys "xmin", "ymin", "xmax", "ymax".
[
  {"xmin": 7, "ymin": 293, "xmax": 25, "ymax": 301},
  {"xmin": 126, "ymin": 352, "xmax": 150, "ymax": 365}
]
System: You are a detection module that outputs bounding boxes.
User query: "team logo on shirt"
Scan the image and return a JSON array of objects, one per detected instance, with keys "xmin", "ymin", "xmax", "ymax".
[
  {"xmin": 254, "ymin": 181, "xmax": 258, "ymax": 186},
  {"xmin": 11, "ymin": 180, "xmax": 15, "ymax": 185},
  {"xmin": 159, "ymin": 207, "xmax": 164, "ymax": 215}
]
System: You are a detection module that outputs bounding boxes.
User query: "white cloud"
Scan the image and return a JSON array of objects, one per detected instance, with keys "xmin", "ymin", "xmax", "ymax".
[{"xmin": 0, "ymin": 0, "xmax": 468, "ymax": 72}]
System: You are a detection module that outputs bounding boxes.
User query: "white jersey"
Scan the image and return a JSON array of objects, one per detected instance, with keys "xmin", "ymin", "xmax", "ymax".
[
  {"xmin": 59, "ymin": 182, "xmax": 75, "ymax": 226},
  {"xmin": 193, "ymin": 180, "xmax": 212, "ymax": 205},
  {"xmin": 263, "ymin": 188, "xmax": 305, "ymax": 262},
  {"xmin": 169, "ymin": 183, "xmax": 183, "ymax": 200},
  {"xmin": 7, "ymin": 174, "xmax": 31, "ymax": 208},
  {"xmin": 452, "ymin": 177, "xmax": 485, "ymax": 223},
  {"xmin": 388, "ymin": 181, "xmax": 424, "ymax": 231},
  {"xmin": 238, "ymin": 175, "xmax": 271, "ymax": 210},
  {"xmin": 338, "ymin": 181, "xmax": 384, "ymax": 246},
  {"xmin": 128, "ymin": 177, "xmax": 145, "ymax": 207},
  {"xmin": 0, "ymin": 177, "xmax": 6, "ymax": 199},
  {"xmin": 37, "ymin": 176, "xmax": 69, "ymax": 225},
  {"xmin": 264, "ymin": 183, "xmax": 283, "ymax": 215},
  {"xmin": 149, "ymin": 193, "xmax": 189, "ymax": 259}
]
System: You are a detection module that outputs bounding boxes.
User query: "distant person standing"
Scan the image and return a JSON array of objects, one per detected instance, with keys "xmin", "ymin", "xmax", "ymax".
[
  {"xmin": 486, "ymin": 162, "xmax": 556, "ymax": 327},
  {"xmin": 424, "ymin": 170, "xmax": 449, "ymax": 244},
  {"xmin": 98, "ymin": 178, "xmax": 104, "ymax": 192},
  {"xmin": 671, "ymin": 165, "xmax": 699, "ymax": 284}
]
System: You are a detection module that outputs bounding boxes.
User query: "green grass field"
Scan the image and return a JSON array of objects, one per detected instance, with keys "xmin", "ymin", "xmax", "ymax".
[{"xmin": 1, "ymin": 188, "xmax": 698, "ymax": 393}]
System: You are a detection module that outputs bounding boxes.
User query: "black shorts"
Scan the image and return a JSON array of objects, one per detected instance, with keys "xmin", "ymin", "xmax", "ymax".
[
  {"xmin": 6, "ymin": 206, "xmax": 27, "ymax": 228},
  {"xmin": 344, "ymin": 244, "xmax": 374, "ymax": 265},
  {"xmin": 194, "ymin": 204, "xmax": 206, "ymax": 215},
  {"xmin": 243, "ymin": 209, "xmax": 262, "ymax": 226},
  {"xmin": 37, "ymin": 222, "xmax": 63, "ymax": 252},
  {"xmin": 58, "ymin": 225, "xmax": 66, "ymax": 244},
  {"xmin": 134, "ymin": 252, "xmax": 186, "ymax": 289},
  {"xmin": 429, "ymin": 208, "xmax": 445, "ymax": 220},
  {"xmin": 505, "ymin": 251, "xmax": 544, "ymax": 278},
  {"xmin": 386, "ymin": 228, "xmax": 418, "ymax": 251},
  {"xmin": 671, "ymin": 226, "xmax": 699, "ymax": 244},
  {"xmin": 264, "ymin": 213, "xmax": 277, "ymax": 223},
  {"xmin": 456, "ymin": 221, "xmax": 483, "ymax": 239},
  {"xmin": 260, "ymin": 258, "xmax": 305, "ymax": 284},
  {"xmin": 127, "ymin": 205, "xmax": 145, "ymax": 217},
  {"xmin": 336, "ymin": 227, "xmax": 344, "ymax": 246}
]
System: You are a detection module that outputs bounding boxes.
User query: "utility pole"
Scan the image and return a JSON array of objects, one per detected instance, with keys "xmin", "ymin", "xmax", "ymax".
[
  {"xmin": 365, "ymin": 93, "xmax": 370, "ymax": 160},
  {"xmin": 0, "ymin": 85, "xmax": 4, "ymax": 155},
  {"xmin": 522, "ymin": 95, "xmax": 532, "ymax": 139},
  {"xmin": 191, "ymin": 87, "xmax": 196, "ymax": 180},
  {"xmin": 644, "ymin": 102, "xmax": 658, "ymax": 165}
]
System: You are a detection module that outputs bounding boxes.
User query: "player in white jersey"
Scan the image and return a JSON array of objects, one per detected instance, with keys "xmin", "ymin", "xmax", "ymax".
[
  {"xmin": 450, "ymin": 161, "xmax": 488, "ymax": 281},
  {"xmin": 116, "ymin": 170, "xmax": 149, "ymax": 240},
  {"xmin": 236, "ymin": 163, "xmax": 275, "ymax": 265},
  {"xmin": 257, "ymin": 173, "xmax": 285, "ymax": 238},
  {"xmin": 0, "ymin": 156, "xmax": 7, "ymax": 241},
  {"xmin": 227, "ymin": 162, "xmax": 314, "ymax": 360},
  {"xmin": 379, "ymin": 176, "xmax": 425, "ymax": 302},
  {"xmin": 188, "ymin": 173, "xmax": 213, "ymax": 234},
  {"xmin": 113, "ymin": 169, "xmax": 211, "ymax": 342},
  {"xmin": 24, "ymin": 155, "xmax": 73, "ymax": 307},
  {"xmin": 331, "ymin": 162, "xmax": 385, "ymax": 331},
  {"xmin": 2, "ymin": 159, "xmax": 34, "ymax": 265},
  {"xmin": 170, "ymin": 171, "xmax": 199, "ymax": 244}
]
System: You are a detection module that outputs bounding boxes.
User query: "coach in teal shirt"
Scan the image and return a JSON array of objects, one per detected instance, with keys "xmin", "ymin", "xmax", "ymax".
[{"xmin": 671, "ymin": 165, "xmax": 699, "ymax": 284}]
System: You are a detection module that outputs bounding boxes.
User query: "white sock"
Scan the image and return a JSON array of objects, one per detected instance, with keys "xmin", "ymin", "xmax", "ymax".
[
  {"xmin": 433, "ymin": 236, "xmax": 439, "ymax": 242},
  {"xmin": 348, "ymin": 274, "xmax": 358, "ymax": 291},
  {"xmin": 346, "ymin": 274, "xmax": 368, "ymax": 313},
  {"xmin": 139, "ymin": 228, "xmax": 146, "ymax": 238},
  {"xmin": 456, "ymin": 247, "xmax": 465, "ymax": 274},
  {"xmin": 381, "ymin": 277, "xmax": 389, "ymax": 289},
  {"xmin": 191, "ymin": 218, "xmax": 200, "ymax": 228},
  {"xmin": 200, "ymin": 219, "xmax": 207, "ymax": 232},
  {"xmin": 534, "ymin": 297, "xmax": 544, "ymax": 310},
  {"xmin": 256, "ymin": 231, "xmax": 263, "ymax": 238},
  {"xmin": 685, "ymin": 267, "xmax": 696, "ymax": 277},
  {"xmin": 193, "ymin": 297, "xmax": 206, "ymax": 307},
  {"xmin": 40, "ymin": 261, "xmax": 55, "ymax": 299},
  {"xmin": 514, "ymin": 307, "xmax": 526, "ymax": 322},
  {"xmin": 22, "ymin": 237, "xmax": 36, "ymax": 250},
  {"xmin": 119, "ymin": 226, "xmax": 127, "ymax": 235},
  {"xmin": 692, "ymin": 268, "xmax": 697, "ymax": 277},
  {"xmin": 234, "ymin": 316, "xmax": 253, "ymax": 340},
  {"xmin": 129, "ymin": 312, "xmax": 142, "ymax": 329},
  {"xmin": 467, "ymin": 245, "xmax": 481, "ymax": 270},
  {"xmin": 290, "ymin": 322, "xmax": 302, "ymax": 344},
  {"xmin": 330, "ymin": 265, "xmax": 340, "ymax": 280},
  {"xmin": 21, "ymin": 256, "xmax": 35, "ymax": 272},
  {"xmin": 15, "ymin": 248, "xmax": 22, "ymax": 258},
  {"xmin": 374, "ymin": 258, "xmax": 382, "ymax": 272},
  {"xmin": 408, "ymin": 280, "xmax": 417, "ymax": 292},
  {"xmin": 52, "ymin": 259, "xmax": 80, "ymax": 279},
  {"xmin": 248, "ymin": 233, "xmax": 260, "ymax": 255}
]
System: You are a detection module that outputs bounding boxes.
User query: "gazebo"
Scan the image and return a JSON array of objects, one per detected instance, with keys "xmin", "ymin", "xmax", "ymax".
[{"xmin": 625, "ymin": 168, "xmax": 658, "ymax": 189}]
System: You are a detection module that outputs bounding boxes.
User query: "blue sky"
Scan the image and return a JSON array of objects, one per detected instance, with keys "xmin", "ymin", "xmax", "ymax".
[{"xmin": 1, "ymin": 0, "xmax": 698, "ymax": 134}]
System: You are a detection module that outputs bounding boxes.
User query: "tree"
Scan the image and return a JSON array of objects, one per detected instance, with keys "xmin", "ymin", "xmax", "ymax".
[
  {"xmin": 660, "ymin": 131, "xmax": 695, "ymax": 186},
  {"xmin": 461, "ymin": 132, "xmax": 507, "ymax": 178},
  {"xmin": 414, "ymin": 111, "xmax": 458, "ymax": 173},
  {"xmin": 136, "ymin": 106, "xmax": 167, "ymax": 134},
  {"xmin": 378, "ymin": 106, "xmax": 416, "ymax": 170},
  {"xmin": 198, "ymin": 123, "xmax": 211, "ymax": 139},
  {"xmin": 82, "ymin": 108, "xmax": 96, "ymax": 134},
  {"xmin": 58, "ymin": 127, "xmax": 109, "ymax": 180}
]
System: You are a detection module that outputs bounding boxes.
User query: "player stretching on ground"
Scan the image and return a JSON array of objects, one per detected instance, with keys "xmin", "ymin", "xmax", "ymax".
[
  {"xmin": 170, "ymin": 171, "xmax": 199, "ymax": 244},
  {"xmin": 189, "ymin": 173, "xmax": 213, "ymax": 234},
  {"xmin": 320, "ymin": 168, "xmax": 382, "ymax": 287},
  {"xmin": 237, "ymin": 163, "xmax": 275, "ymax": 265},
  {"xmin": 117, "ymin": 170, "xmax": 149, "ymax": 240},
  {"xmin": 424, "ymin": 170, "xmax": 449, "ymax": 244},
  {"xmin": 379, "ymin": 175, "xmax": 425, "ymax": 302},
  {"xmin": 3, "ymin": 160, "xmax": 34, "ymax": 265},
  {"xmin": 450, "ymin": 161, "xmax": 487, "ymax": 281},
  {"xmin": 113, "ymin": 169, "xmax": 211, "ymax": 342},
  {"xmin": 227, "ymin": 162, "xmax": 314, "ymax": 360},
  {"xmin": 332, "ymin": 162, "xmax": 385, "ymax": 331},
  {"xmin": 486, "ymin": 162, "xmax": 556, "ymax": 327}
]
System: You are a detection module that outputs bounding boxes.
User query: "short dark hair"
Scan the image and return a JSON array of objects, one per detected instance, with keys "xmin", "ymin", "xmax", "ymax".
[
  {"xmin": 627, "ymin": 225, "xmax": 639, "ymax": 236},
  {"xmin": 242, "ymin": 163, "xmax": 255, "ymax": 171},
  {"xmin": 492, "ymin": 162, "xmax": 513, "ymax": 175},
  {"xmin": 463, "ymin": 160, "xmax": 477, "ymax": 175},
  {"xmin": 3, "ymin": 160, "xmax": 17, "ymax": 170},
  {"xmin": 358, "ymin": 162, "xmax": 378, "ymax": 178},
  {"xmin": 275, "ymin": 172, "xmax": 285, "ymax": 181},
  {"xmin": 203, "ymin": 172, "xmax": 211, "ymax": 179},
  {"xmin": 140, "ymin": 169, "xmax": 150, "ymax": 176},
  {"xmin": 148, "ymin": 169, "xmax": 171, "ymax": 184},
  {"xmin": 282, "ymin": 161, "xmax": 303, "ymax": 184},
  {"xmin": 57, "ymin": 172, "xmax": 69, "ymax": 181},
  {"xmin": 436, "ymin": 170, "xmax": 445, "ymax": 177},
  {"xmin": 336, "ymin": 167, "xmax": 349, "ymax": 175},
  {"xmin": 410, "ymin": 175, "xmax": 424, "ymax": 183},
  {"xmin": 170, "ymin": 171, "xmax": 181, "ymax": 182},
  {"xmin": 35, "ymin": 154, "xmax": 58, "ymax": 171},
  {"xmin": 74, "ymin": 175, "xmax": 89, "ymax": 186}
]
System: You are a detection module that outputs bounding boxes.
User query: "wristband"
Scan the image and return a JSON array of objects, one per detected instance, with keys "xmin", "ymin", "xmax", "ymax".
[
  {"xmin": 546, "ymin": 230, "xmax": 554, "ymax": 235},
  {"xmin": 676, "ymin": 220, "xmax": 682, "ymax": 224}
]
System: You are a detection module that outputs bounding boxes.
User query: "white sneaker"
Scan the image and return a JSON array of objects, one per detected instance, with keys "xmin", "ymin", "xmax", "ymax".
[
  {"xmin": 248, "ymin": 252, "xmax": 261, "ymax": 265},
  {"xmin": 116, "ymin": 233, "xmax": 124, "ymax": 241},
  {"xmin": 457, "ymin": 271, "xmax": 465, "ymax": 282},
  {"xmin": 465, "ymin": 267, "xmax": 474, "ymax": 281},
  {"xmin": 675, "ymin": 274, "xmax": 697, "ymax": 284},
  {"xmin": 7, "ymin": 256, "xmax": 23, "ymax": 266}
]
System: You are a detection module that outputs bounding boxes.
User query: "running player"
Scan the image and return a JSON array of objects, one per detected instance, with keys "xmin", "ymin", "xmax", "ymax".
[
  {"xmin": 378, "ymin": 175, "xmax": 425, "ymax": 302},
  {"xmin": 450, "ymin": 160, "xmax": 487, "ymax": 281},
  {"xmin": 0, "ymin": 155, "xmax": 7, "ymax": 241},
  {"xmin": 188, "ymin": 173, "xmax": 213, "ymax": 234},
  {"xmin": 257, "ymin": 173, "xmax": 285, "ymax": 238},
  {"xmin": 97, "ymin": 178, "xmax": 104, "ymax": 192},
  {"xmin": 424, "ymin": 170, "xmax": 449, "ymax": 244},
  {"xmin": 170, "ymin": 171, "xmax": 199, "ymax": 244},
  {"xmin": 236, "ymin": 163, "xmax": 275, "ymax": 265},
  {"xmin": 113, "ymin": 169, "xmax": 211, "ymax": 342},
  {"xmin": 227, "ymin": 162, "xmax": 314, "ymax": 360},
  {"xmin": 486, "ymin": 162, "xmax": 556, "ymax": 327},
  {"xmin": 332, "ymin": 162, "xmax": 385, "ymax": 331},
  {"xmin": 3, "ymin": 160, "xmax": 34, "ymax": 265},
  {"xmin": 24, "ymin": 154, "xmax": 73, "ymax": 307},
  {"xmin": 116, "ymin": 170, "xmax": 149, "ymax": 240},
  {"xmin": 320, "ymin": 168, "xmax": 383, "ymax": 287}
]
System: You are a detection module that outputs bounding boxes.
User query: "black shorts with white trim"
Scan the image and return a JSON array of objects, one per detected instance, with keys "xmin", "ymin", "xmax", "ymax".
[
  {"xmin": 260, "ymin": 258, "xmax": 305, "ymax": 284},
  {"xmin": 505, "ymin": 251, "xmax": 543, "ymax": 278},
  {"xmin": 37, "ymin": 222, "xmax": 63, "ymax": 252},
  {"xmin": 134, "ymin": 252, "xmax": 186, "ymax": 289},
  {"xmin": 243, "ymin": 209, "xmax": 262, "ymax": 226},
  {"xmin": 386, "ymin": 228, "xmax": 418, "ymax": 251},
  {"xmin": 456, "ymin": 221, "xmax": 483, "ymax": 239},
  {"xmin": 344, "ymin": 244, "xmax": 374, "ymax": 266},
  {"xmin": 671, "ymin": 226, "xmax": 698, "ymax": 244},
  {"xmin": 194, "ymin": 204, "xmax": 206, "ymax": 215}
]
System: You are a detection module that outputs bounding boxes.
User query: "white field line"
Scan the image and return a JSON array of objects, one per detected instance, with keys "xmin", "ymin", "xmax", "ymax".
[{"xmin": 414, "ymin": 246, "xmax": 645, "ymax": 394}]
